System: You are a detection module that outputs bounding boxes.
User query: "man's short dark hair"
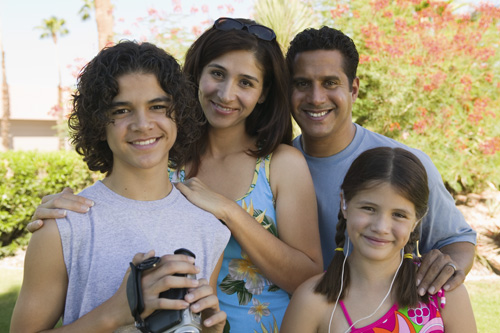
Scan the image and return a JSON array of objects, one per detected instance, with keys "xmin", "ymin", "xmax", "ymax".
[
  {"xmin": 69, "ymin": 41, "xmax": 202, "ymax": 175},
  {"xmin": 286, "ymin": 26, "xmax": 359, "ymax": 86}
]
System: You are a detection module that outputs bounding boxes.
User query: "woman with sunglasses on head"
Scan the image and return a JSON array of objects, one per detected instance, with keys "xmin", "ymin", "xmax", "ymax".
[{"xmin": 28, "ymin": 18, "xmax": 323, "ymax": 332}]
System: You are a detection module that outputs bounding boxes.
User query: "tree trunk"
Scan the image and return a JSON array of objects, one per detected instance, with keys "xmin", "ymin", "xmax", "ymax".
[
  {"xmin": 57, "ymin": 83, "xmax": 64, "ymax": 150},
  {"xmin": 95, "ymin": 0, "xmax": 114, "ymax": 50},
  {"xmin": 54, "ymin": 38, "xmax": 65, "ymax": 150},
  {"xmin": 1, "ymin": 32, "xmax": 11, "ymax": 151}
]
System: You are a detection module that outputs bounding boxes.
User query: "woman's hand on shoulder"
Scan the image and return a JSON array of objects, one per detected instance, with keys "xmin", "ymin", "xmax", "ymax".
[
  {"xmin": 27, "ymin": 187, "xmax": 94, "ymax": 233},
  {"xmin": 175, "ymin": 178, "xmax": 238, "ymax": 223}
]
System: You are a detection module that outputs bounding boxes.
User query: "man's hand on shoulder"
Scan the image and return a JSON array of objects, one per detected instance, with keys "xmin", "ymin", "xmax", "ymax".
[{"xmin": 416, "ymin": 242, "xmax": 475, "ymax": 295}]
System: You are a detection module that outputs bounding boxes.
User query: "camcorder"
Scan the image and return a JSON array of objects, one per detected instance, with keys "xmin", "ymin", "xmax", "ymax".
[{"xmin": 127, "ymin": 248, "xmax": 202, "ymax": 333}]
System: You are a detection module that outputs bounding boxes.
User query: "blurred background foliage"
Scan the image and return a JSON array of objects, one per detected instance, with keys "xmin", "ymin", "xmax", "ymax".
[
  {"xmin": 311, "ymin": 0, "xmax": 500, "ymax": 194},
  {"xmin": 0, "ymin": 151, "xmax": 99, "ymax": 257}
]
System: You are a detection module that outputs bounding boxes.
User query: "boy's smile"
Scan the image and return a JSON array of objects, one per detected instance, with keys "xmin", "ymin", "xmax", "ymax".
[{"xmin": 106, "ymin": 72, "xmax": 176, "ymax": 175}]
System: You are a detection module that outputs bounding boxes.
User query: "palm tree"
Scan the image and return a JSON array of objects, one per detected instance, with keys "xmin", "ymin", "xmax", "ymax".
[
  {"xmin": 80, "ymin": 0, "xmax": 114, "ymax": 50},
  {"xmin": 1, "ymin": 25, "xmax": 11, "ymax": 151},
  {"xmin": 36, "ymin": 16, "xmax": 69, "ymax": 150},
  {"xmin": 254, "ymin": 0, "xmax": 317, "ymax": 53}
]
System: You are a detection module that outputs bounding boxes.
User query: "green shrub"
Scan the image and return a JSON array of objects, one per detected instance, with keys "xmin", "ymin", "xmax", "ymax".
[{"xmin": 0, "ymin": 151, "xmax": 100, "ymax": 258}]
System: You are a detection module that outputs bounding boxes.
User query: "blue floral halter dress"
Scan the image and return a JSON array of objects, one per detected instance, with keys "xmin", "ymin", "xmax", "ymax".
[{"xmin": 170, "ymin": 154, "xmax": 290, "ymax": 332}]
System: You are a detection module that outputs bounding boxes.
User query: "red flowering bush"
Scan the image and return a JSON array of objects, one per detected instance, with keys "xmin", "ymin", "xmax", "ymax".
[
  {"xmin": 318, "ymin": 0, "xmax": 500, "ymax": 193},
  {"xmin": 114, "ymin": 2, "xmax": 237, "ymax": 62}
]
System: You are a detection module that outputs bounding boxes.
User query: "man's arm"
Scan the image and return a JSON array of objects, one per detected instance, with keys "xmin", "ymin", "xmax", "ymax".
[
  {"xmin": 416, "ymin": 241, "xmax": 475, "ymax": 296},
  {"xmin": 412, "ymin": 149, "xmax": 476, "ymax": 295}
]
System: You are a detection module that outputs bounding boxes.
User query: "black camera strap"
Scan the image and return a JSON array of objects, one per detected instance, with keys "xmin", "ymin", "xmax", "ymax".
[{"xmin": 126, "ymin": 256, "xmax": 161, "ymax": 333}]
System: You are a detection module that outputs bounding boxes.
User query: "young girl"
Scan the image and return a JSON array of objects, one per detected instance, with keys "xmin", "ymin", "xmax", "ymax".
[{"xmin": 280, "ymin": 147, "xmax": 476, "ymax": 333}]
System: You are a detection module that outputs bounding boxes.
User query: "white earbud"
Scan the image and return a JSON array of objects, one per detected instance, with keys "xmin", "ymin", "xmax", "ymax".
[{"xmin": 341, "ymin": 189, "xmax": 347, "ymax": 210}]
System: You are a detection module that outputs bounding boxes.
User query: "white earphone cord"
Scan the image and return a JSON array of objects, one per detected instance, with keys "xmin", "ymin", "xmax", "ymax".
[{"xmin": 328, "ymin": 248, "xmax": 404, "ymax": 333}]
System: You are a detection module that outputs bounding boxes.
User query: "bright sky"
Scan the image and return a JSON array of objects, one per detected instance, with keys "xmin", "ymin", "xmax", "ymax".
[{"xmin": 0, "ymin": 0, "xmax": 255, "ymax": 88}]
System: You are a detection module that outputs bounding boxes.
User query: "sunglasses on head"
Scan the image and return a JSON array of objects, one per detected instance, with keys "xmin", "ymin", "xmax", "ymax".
[{"xmin": 213, "ymin": 17, "xmax": 276, "ymax": 41}]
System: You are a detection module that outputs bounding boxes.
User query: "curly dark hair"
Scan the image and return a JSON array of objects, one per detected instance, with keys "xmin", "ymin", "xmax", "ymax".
[
  {"xmin": 286, "ymin": 26, "xmax": 359, "ymax": 88},
  {"xmin": 69, "ymin": 41, "xmax": 202, "ymax": 175},
  {"xmin": 183, "ymin": 18, "xmax": 293, "ymax": 177}
]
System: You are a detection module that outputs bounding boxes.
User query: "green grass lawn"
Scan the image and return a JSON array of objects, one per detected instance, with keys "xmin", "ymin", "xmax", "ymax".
[
  {"xmin": 1, "ymin": 267, "xmax": 499, "ymax": 331},
  {"xmin": 465, "ymin": 278, "xmax": 500, "ymax": 333},
  {"xmin": 0, "ymin": 268, "xmax": 23, "ymax": 331}
]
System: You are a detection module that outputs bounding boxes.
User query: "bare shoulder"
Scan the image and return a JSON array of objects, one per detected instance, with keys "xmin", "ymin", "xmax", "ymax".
[
  {"xmin": 440, "ymin": 284, "xmax": 477, "ymax": 332},
  {"xmin": 24, "ymin": 218, "xmax": 65, "ymax": 275},
  {"xmin": 294, "ymin": 273, "xmax": 324, "ymax": 298},
  {"xmin": 282, "ymin": 274, "xmax": 329, "ymax": 332},
  {"xmin": 269, "ymin": 144, "xmax": 309, "ymax": 176},
  {"xmin": 268, "ymin": 144, "xmax": 315, "ymax": 201},
  {"xmin": 271, "ymin": 143, "xmax": 306, "ymax": 163},
  {"xmin": 443, "ymin": 283, "xmax": 470, "ymax": 302},
  {"xmin": 28, "ymin": 218, "xmax": 61, "ymax": 247}
]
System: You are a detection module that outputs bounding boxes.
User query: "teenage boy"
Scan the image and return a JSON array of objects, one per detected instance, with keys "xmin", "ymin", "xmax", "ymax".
[
  {"xmin": 286, "ymin": 27, "xmax": 476, "ymax": 296},
  {"xmin": 11, "ymin": 41, "xmax": 230, "ymax": 332}
]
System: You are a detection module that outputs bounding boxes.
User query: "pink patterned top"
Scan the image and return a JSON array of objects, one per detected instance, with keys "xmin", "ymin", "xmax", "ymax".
[{"xmin": 339, "ymin": 292, "xmax": 444, "ymax": 332}]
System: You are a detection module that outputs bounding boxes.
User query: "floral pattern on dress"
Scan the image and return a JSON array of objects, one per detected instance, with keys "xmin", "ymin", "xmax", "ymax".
[
  {"xmin": 219, "ymin": 198, "xmax": 280, "ymax": 306},
  {"xmin": 252, "ymin": 315, "xmax": 279, "ymax": 333},
  {"xmin": 248, "ymin": 298, "xmax": 270, "ymax": 322}
]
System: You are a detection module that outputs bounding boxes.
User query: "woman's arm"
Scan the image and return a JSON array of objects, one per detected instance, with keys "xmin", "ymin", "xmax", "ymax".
[
  {"xmin": 176, "ymin": 145, "xmax": 323, "ymax": 293},
  {"xmin": 440, "ymin": 283, "xmax": 477, "ymax": 332}
]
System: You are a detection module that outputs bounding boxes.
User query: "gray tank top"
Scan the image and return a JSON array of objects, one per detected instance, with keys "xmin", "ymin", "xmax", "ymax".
[{"xmin": 56, "ymin": 181, "xmax": 230, "ymax": 329}]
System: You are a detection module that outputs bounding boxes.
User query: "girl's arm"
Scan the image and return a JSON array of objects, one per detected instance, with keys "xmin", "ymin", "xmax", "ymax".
[
  {"xmin": 440, "ymin": 283, "xmax": 477, "ymax": 332},
  {"xmin": 176, "ymin": 144, "xmax": 323, "ymax": 293},
  {"xmin": 280, "ymin": 275, "xmax": 325, "ymax": 333}
]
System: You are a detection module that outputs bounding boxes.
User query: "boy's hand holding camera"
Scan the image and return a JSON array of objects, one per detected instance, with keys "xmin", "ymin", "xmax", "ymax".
[{"xmin": 120, "ymin": 251, "xmax": 227, "ymax": 333}]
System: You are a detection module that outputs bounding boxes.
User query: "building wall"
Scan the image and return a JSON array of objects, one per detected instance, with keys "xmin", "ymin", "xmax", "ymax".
[
  {"xmin": 9, "ymin": 119, "xmax": 59, "ymax": 151},
  {"xmin": 1, "ymin": 84, "xmax": 64, "ymax": 151}
]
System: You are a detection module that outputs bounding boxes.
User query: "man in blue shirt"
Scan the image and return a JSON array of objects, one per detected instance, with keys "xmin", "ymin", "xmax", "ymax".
[{"xmin": 286, "ymin": 26, "xmax": 476, "ymax": 296}]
